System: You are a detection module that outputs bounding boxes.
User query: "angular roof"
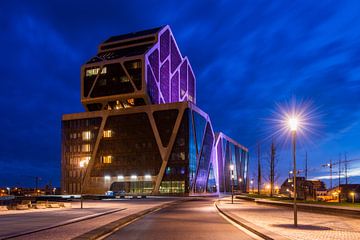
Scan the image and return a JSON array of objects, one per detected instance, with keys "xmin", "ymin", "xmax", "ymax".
[
  {"xmin": 103, "ymin": 26, "xmax": 163, "ymax": 44},
  {"xmin": 85, "ymin": 26, "xmax": 167, "ymax": 64}
]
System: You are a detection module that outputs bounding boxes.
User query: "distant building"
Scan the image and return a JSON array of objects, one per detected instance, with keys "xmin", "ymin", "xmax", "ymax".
[
  {"xmin": 61, "ymin": 26, "xmax": 249, "ymax": 196},
  {"xmin": 328, "ymin": 184, "xmax": 360, "ymax": 202},
  {"xmin": 280, "ymin": 177, "xmax": 326, "ymax": 200}
]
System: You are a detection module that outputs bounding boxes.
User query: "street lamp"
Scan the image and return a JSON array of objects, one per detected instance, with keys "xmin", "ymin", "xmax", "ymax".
[
  {"xmin": 265, "ymin": 184, "xmax": 271, "ymax": 194},
  {"xmin": 350, "ymin": 192, "xmax": 355, "ymax": 204},
  {"xmin": 230, "ymin": 164, "xmax": 234, "ymax": 204},
  {"xmin": 250, "ymin": 179, "xmax": 254, "ymax": 193},
  {"xmin": 6, "ymin": 187, "xmax": 10, "ymax": 195},
  {"xmin": 239, "ymin": 178, "xmax": 243, "ymax": 193},
  {"xmin": 288, "ymin": 116, "xmax": 298, "ymax": 227},
  {"xmin": 79, "ymin": 159, "xmax": 88, "ymax": 209}
]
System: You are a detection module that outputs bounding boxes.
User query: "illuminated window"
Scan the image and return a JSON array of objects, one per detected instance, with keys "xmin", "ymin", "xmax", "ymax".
[
  {"xmin": 85, "ymin": 67, "xmax": 107, "ymax": 77},
  {"xmin": 114, "ymin": 100, "xmax": 123, "ymax": 110},
  {"xmin": 130, "ymin": 61, "xmax": 141, "ymax": 69},
  {"xmin": 79, "ymin": 156, "xmax": 90, "ymax": 168},
  {"xmin": 127, "ymin": 98, "xmax": 135, "ymax": 105},
  {"xmin": 82, "ymin": 131, "xmax": 91, "ymax": 141},
  {"xmin": 103, "ymin": 130, "xmax": 112, "ymax": 138},
  {"xmin": 82, "ymin": 144, "xmax": 91, "ymax": 152},
  {"xmin": 102, "ymin": 155, "xmax": 112, "ymax": 164}
]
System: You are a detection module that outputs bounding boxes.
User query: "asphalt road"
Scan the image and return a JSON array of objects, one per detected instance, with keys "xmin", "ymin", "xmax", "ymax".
[{"xmin": 106, "ymin": 198, "xmax": 256, "ymax": 240}]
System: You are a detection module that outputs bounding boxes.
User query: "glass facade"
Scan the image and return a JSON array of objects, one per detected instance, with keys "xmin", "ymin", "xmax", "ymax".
[
  {"xmin": 188, "ymin": 111, "xmax": 197, "ymax": 188},
  {"xmin": 160, "ymin": 109, "xmax": 189, "ymax": 194},
  {"xmin": 61, "ymin": 105, "xmax": 249, "ymax": 195},
  {"xmin": 215, "ymin": 133, "xmax": 249, "ymax": 193},
  {"xmin": 61, "ymin": 118, "xmax": 102, "ymax": 194}
]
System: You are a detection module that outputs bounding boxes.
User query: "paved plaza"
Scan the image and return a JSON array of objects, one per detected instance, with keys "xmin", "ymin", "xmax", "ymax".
[{"xmin": 217, "ymin": 198, "xmax": 360, "ymax": 240}]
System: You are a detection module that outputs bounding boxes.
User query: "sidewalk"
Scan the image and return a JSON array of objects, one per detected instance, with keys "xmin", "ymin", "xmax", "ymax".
[{"xmin": 216, "ymin": 198, "xmax": 360, "ymax": 240}]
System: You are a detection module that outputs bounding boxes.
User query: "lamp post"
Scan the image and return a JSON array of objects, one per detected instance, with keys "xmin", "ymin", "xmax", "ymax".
[
  {"xmin": 239, "ymin": 178, "xmax": 243, "ymax": 193},
  {"xmin": 288, "ymin": 117, "xmax": 298, "ymax": 227},
  {"xmin": 80, "ymin": 164, "xmax": 84, "ymax": 209},
  {"xmin": 350, "ymin": 192, "xmax": 355, "ymax": 204},
  {"xmin": 79, "ymin": 159, "xmax": 88, "ymax": 209},
  {"xmin": 250, "ymin": 179, "xmax": 254, "ymax": 193},
  {"xmin": 230, "ymin": 164, "xmax": 234, "ymax": 204}
]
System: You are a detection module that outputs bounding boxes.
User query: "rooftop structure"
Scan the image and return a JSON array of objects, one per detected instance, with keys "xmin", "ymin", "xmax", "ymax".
[{"xmin": 81, "ymin": 26, "xmax": 195, "ymax": 112}]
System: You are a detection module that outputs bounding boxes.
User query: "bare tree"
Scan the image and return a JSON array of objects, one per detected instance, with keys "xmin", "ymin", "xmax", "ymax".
[
  {"xmin": 270, "ymin": 140, "xmax": 276, "ymax": 197},
  {"xmin": 257, "ymin": 143, "xmax": 262, "ymax": 195},
  {"xmin": 344, "ymin": 153, "xmax": 349, "ymax": 185},
  {"xmin": 305, "ymin": 152, "xmax": 308, "ymax": 180},
  {"xmin": 263, "ymin": 140, "xmax": 279, "ymax": 197}
]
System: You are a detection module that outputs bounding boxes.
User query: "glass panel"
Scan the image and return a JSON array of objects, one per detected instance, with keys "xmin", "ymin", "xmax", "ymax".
[
  {"xmin": 159, "ymin": 181, "xmax": 185, "ymax": 194},
  {"xmin": 193, "ymin": 112, "xmax": 206, "ymax": 155},
  {"xmin": 82, "ymin": 131, "xmax": 91, "ymax": 141},
  {"xmin": 83, "ymin": 66, "xmax": 105, "ymax": 97},
  {"xmin": 153, "ymin": 109, "xmax": 179, "ymax": 147},
  {"xmin": 147, "ymin": 65, "xmax": 159, "ymax": 104},
  {"xmin": 90, "ymin": 63, "xmax": 134, "ymax": 98},
  {"xmin": 160, "ymin": 29, "xmax": 170, "ymax": 62},
  {"xmin": 207, "ymin": 163, "xmax": 217, "ymax": 193},
  {"xmin": 91, "ymin": 113, "xmax": 162, "ymax": 177},
  {"xmin": 194, "ymin": 123, "xmax": 214, "ymax": 193},
  {"xmin": 102, "ymin": 155, "xmax": 112, "ymax": 164},
  {"xmin": 124, "ymin": 60, "xmax": 142, "ymax": 90},
  {"xmin": 189, "ymin": 111, "xmax": 197, "ymax": 188},
  {"xmin": 163, "ymin": 111, "xmax": 189, "ymax": 193},
  {"xmin": 231, "ymin": 144, "xmax": 238, "ymax": 186}
]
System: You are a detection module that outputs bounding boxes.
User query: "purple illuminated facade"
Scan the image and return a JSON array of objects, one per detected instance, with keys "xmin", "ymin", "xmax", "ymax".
[
  {"xmin": 145, "ymin": 27, "xmax": 196, "ymax": 104},
  {"xmin": 62, "ymin": 26, "xmax": 248, "ymax": 195}
]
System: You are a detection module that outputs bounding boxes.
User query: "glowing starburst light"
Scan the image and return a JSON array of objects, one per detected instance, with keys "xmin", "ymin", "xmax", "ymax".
[{"xmin": 266, "ymin": 97, "xmax": 322, "ymax": 147}]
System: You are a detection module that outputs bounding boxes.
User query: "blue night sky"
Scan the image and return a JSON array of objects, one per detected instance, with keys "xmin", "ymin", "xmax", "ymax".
[{"xmin": 1, "ymin": 0, "xmax": 360, "ymax": 188}]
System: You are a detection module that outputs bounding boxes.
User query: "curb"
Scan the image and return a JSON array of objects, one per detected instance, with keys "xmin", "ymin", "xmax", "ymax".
[
  {"xmin": 215, "ymin": 200, "xmax": 289, "ymax": 240},
  {"xmin": 0, "ymin": 208, "xmax": 125, "ymax": 240},
  {"xmin": 73, "ymin": 199, "xmax": 186, "ymax": 240}
]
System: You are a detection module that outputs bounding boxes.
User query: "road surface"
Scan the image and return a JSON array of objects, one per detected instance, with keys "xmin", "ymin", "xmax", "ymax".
[{"xmin": 106, "ymin": 198, "xmax": 255, "ymax": 240}]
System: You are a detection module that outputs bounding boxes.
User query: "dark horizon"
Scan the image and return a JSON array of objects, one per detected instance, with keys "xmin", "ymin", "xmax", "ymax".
[{"xmin": 1, "ymin": 0, "xmax": 360, "ymax": 188}]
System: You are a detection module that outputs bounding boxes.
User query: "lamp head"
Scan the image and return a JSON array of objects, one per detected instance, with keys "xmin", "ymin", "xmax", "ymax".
[{"xmin": 288, "ymin": 117, "xmax": 298, "ymax": 132}]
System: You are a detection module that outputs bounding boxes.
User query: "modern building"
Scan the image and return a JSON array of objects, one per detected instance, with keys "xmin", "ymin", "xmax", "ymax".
[
  {"xmin": 215, "ymin": 133, "xmax": 248, "ymax": 193},
  {"xmin": 61, "ymin": 26, "xmax": 249, "ymax": 195}
]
